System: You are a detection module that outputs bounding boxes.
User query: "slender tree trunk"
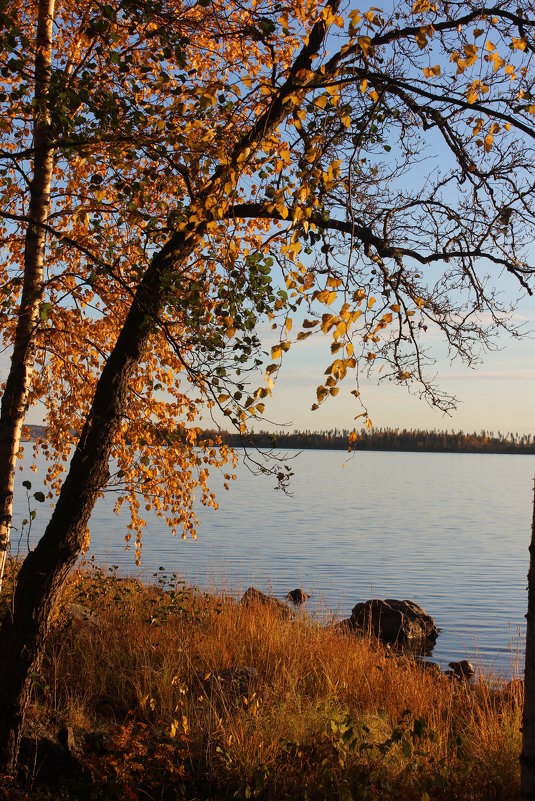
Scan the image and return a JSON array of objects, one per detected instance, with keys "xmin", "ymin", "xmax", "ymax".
[
  {"xmin": 0, "ymin": 234, "xmax": 194, "ymax": 774},
  {"xmin": 521, "ymin": 478, "xmax": 535, "ymax": 799},
  {"xmin": 0, "ymin": 0, "xmax": 56, "ymax": 592}
]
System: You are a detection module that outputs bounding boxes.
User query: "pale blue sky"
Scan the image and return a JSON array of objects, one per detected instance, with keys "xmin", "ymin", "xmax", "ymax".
[
  {"xmin": 4, "ymin": 298, "xmax": 533, "ymax": 436},
  {"xmin": 253, "ymin": 301, "xmax": 535, "ymax": 435}
]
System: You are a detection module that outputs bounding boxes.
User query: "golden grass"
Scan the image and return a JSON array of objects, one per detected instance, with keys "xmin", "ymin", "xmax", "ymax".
[{"xmin": 5, "ymin": 564, "xmax": 524, "ymax": 800}]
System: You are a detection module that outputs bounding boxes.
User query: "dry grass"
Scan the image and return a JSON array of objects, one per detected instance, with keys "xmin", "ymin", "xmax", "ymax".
[{"xmin": 2, "ymin": 563, "xmax": 524, "ymax": 800}]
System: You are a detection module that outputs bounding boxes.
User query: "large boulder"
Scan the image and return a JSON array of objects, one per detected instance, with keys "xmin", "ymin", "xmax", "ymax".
[
  {"xmin": 240, "ymin": 587, "xmax": 294, "ymax": 619},
  {"xmin": 350, "ymin": 599, "xmax": 438, "ymax": 648}
]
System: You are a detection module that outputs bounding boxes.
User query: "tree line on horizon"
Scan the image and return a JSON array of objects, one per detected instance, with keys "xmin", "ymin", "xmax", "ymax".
[
  {"xmin": 210, "ymin": 427, "xmax": 535, "ymax": 454},
  {"xmin": 25, "ymin": 424, "xmax": 535, "ymax": 454}
]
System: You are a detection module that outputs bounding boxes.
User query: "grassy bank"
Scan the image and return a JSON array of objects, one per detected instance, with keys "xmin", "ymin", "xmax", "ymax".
[{"xmin": 0, "ymin": 562, "xmax": 523, "ymax": 801}]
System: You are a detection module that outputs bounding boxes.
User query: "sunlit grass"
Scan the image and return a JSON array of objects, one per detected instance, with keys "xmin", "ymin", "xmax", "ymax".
[{"xmin": 4, "ymin": 562, "xmax": 523, "ymax": 800}]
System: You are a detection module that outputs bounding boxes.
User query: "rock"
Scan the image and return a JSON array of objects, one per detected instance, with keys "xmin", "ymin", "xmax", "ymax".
[
  {"xmin": 207, "ymin": 666, "xmax": 259, "ymax": 698},
  {"xmin": 286, "ymin": 588, "xmax": 310, "ymax": 604},
  {"xmin": 447, "ymin": 660, "xmax": 475, "ymax": 679},
  {"xmin": 67, "ymin": 603, "xmax": 103, "ymax": 628},
  {"xmin": 19, "ymin": 725, "xmax": 84, "ymax": 784},
  {"xmin": 350, "ymin": 599, "xmax": 439, "ymax": 648},
  {"xmin": 415, "ymin": 658, "xmax": 442, "ymax": 676},
  {"xmin": 329, "ymin": 618, "xmax": 354, "ymax": 635},
  {"xmin": 240, "ymin": 587, "xmax": 294, "ymax": 619}
]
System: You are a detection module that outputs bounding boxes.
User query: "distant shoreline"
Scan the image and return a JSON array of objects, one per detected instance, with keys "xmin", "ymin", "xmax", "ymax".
[{"xmin": 24, "ymin": 424, "xmax": 535, "ymax": 455}]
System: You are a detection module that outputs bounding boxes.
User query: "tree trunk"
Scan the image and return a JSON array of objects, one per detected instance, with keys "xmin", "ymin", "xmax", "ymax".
[
  {"xmin": 0, "ymin": 0, "xmax": 56, "ymax": 592},
  {"xmin": 0, "ymin": 232, "xmax": 197, "ymax": 773},
  {"xmin": 0, "ymin": 5, "xmax": 335, "ymax": 770},
  {"xmin": 521, "ymin": 478, "xmax": 535, "ymax": 800}
]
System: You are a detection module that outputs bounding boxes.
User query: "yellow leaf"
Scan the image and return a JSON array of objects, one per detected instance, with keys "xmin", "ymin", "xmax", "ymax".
[
  {"xmin": 422, "ymin": 65, "xmax": 440, "ymax": 79},
  {"xmin": 317, "ymin": 289, "xmax": 337, "ymax": 305},
  {"xmin": 326, "ymin": 276, "xmax": 342, "ymax": 288},
  {"xmin": 316, "ymin": 386, "xmax": 329, "ymax": 403},
  {"xmin": 369, "ymin": 89, "xmax": 379, "ymax": 102},
  {"xmin": 366, "ymin": 417, "xmax": 373, "ymax": 429},
  {"xmin": 329, "ymin": 387, "xmax": 339, "ymax": 396},
  {"xmin": 512, "ymin": 37, "xmax": 527, "ymax": 51},
  {"xmin": 314, "ymin": 94, "xmax": 328, "ymax": 109},
  {"xmin": 360, "ymin": 78, "xmax": 368, "ymax": 94},
  {"xmin": 412, "ymin": 0, "xmax": 431, "ymax": 11},
  {"xmin": 467, "ymin": 85, "xmax": 479, "ymax": 104},
  {"xmin": 357, "ymin": 36, "xmax": 372, "ymax": 57},
  {"xmin": 321, "ymin": 313, "xmax": 336, "ymax": 333},
  {"xmin": 463, "ymin": 44, "xmax": 478, "ymax": 65},
  {"xmin": 368, "ymin": 296, "xmax": 376, "ymax": 309},
  {"xmin": 271, "ymin": 345, "xmax": 282, "ymax": 359},
  {"xmin": 390, "ymin": 303, "xmax": 401, "ymax": 312},
  {"xmin": 346, "ymin": 342, "xmax": 354, "ymax": 357},
  {"xmin": 415, "ymin": 28, "xmax": 429, "ymax": 49}
]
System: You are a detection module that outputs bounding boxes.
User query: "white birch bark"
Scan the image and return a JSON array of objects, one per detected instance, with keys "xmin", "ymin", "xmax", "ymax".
[{"xmin": 0, "ymin": 0, "xmax": 56, "ymax": 591}]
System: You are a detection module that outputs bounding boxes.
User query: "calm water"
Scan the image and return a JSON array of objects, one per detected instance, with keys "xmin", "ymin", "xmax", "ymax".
[{"xmin": 11, "ymin": 449, "xmax": 535, "ymax": 674}]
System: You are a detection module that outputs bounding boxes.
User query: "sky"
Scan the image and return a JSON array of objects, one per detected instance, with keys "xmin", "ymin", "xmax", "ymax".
[
  {"xmin": 249, "ymin": 299, "xmax": 535, "ymax": 436},
  {"xmin": 6, "ymin": 288, "xmax": 533, "ymax": 438},
  {"xmin": 5, "ymin": 3, "xmax": 535, "ymax": 438}
]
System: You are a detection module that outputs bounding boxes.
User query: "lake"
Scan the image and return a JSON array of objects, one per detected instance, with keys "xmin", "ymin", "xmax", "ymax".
[{"xmin": 11, "ymin": 448, "xmax": 535, "ymax": 675}]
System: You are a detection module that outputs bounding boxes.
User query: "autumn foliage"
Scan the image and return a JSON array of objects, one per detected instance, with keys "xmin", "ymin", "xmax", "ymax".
[
  {"xmin": 2, "ymin": 0, "xmax": 535, "ymax": 549},
  {"xmin": 1, "ymin": 0, "xmax": 535, "ymax": 781}
]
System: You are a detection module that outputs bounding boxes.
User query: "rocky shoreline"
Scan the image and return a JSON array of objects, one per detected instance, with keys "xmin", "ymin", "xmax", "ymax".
[{"xmin": 238, "ymin": 586, "xmax": 481, "ymax": 682}]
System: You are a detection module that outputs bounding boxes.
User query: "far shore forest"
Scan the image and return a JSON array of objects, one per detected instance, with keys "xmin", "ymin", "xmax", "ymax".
[{"xmin": 25, "ymin": 425, "xmax": 535, "ymax": 455}]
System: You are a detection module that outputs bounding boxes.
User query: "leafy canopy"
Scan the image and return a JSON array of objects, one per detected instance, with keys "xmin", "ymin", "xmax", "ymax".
[{"xmin": 1, "ymin": 0, "xmax": 534, "ymax": 551}]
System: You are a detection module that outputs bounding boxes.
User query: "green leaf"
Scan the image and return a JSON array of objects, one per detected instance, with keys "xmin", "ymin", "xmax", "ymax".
[
  {"xmin": 33, "ymin": 491, "xmax": 45, "ymax": 502},
  {"xmin": 402, "ymin": 735, "xmax": 412, "ymax": 759},
  {"xmin": 39, "ymin": 302, "xmax": 52, "ymax": 321}
]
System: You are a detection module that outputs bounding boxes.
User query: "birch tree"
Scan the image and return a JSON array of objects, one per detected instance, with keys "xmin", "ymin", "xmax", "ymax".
[
  {"xmin": 0, "ymin": 0, "xmax": 55, "ymax": 591},
  {"xmin": 0, "ymin": 0, "xmax": 534, "ymax": 777}
]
